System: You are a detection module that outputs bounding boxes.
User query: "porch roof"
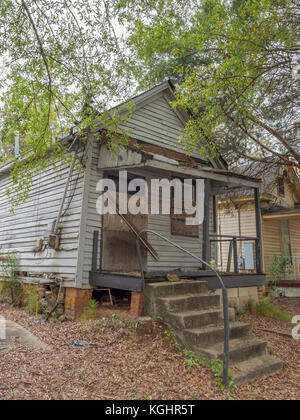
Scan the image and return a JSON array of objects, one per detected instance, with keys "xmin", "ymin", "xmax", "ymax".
[{"xmin": 98, "ymin": 145, "xmax": 261, "ymax": 189}]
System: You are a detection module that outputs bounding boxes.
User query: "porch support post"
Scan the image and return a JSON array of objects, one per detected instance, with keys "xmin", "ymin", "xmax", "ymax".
[
  {"xmin": 254, "ymin": 188, "xmax": 263, "ymax": 274},
  {"xmin": 202, "ymin": 179, "xmax": 211, "ymax": 265},
  {"xmin": 92, "ymin": 230, "xmax": 99, "ymax": 272}
]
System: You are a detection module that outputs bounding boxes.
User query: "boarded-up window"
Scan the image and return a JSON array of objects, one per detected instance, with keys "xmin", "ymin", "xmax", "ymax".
[
  {"xmin": 170, "ymin": 179, "xmax": 199, "ymax": 237},
  {"xmin": 280, "ymin": 220, "xmax": 292, "ymax": 258}
]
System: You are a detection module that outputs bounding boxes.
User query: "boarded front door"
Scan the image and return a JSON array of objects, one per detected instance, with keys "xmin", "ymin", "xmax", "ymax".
[{"xmin": 102, "ymin": 192, "xmax": 148, "ymax": 273}]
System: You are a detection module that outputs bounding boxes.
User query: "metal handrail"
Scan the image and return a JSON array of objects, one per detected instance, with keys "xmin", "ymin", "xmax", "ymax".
[{"xmin": 136, "ymin": 229, "xmax": 230, "ymax": 388}]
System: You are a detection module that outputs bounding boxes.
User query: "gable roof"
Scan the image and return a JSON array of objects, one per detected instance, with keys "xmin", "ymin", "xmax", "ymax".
[
  {"xmin": 101, "ymin": 80, "xmax": 227, "ymax": 170},
  {"xmin": 0, "ymin": 81, "xmax": 229, "ymax": 175}
]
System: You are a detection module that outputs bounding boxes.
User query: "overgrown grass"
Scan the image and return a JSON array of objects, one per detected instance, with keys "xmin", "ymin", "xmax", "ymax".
[
  {"xmin": 0, "ymin": 252, "xmax": 24, "ymax": 306},
  {"xmin": 25, "ymin": 288, "xmax": 48, "ymax": 315},
  {"xmin": 246, "ymin": 297, "xmax": 292, "ymax": 322}
]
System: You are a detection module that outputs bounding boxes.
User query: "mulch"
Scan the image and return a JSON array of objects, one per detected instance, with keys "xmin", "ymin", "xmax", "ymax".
[{"xmin": 0, "ymin": 297, "xmax": 299, "ymax": 400}]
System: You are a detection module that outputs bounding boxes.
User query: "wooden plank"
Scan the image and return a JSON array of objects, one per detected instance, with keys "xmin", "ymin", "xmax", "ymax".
[
  {"xmin": 92, "ymin": 231, "xmax": 99, "ymax": 271},
  {"xmin": 89, "ymin": 272, "xmax": 142, "ymax": 292},
  {"xmin": 171, "ymin": 219, "xmax": 199, "ymax": 238},
  {"xmin": 202, "ymin": 179, "xmax": 211, "ymax": 263},
  {"xmin": 207, "ymin": 274, "xmax": 266, "ymax": 289},
  {"xmin": 254, "ymin": 188, "xmax": 263, "ymax": 274},
  {"xmin": 147, "ymin": 160, "xmax": 261, "ymax": 188}
]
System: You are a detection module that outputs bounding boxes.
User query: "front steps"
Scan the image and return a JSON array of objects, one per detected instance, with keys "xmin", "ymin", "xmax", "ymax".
[{"xmin": 145, "ymin": 280, "xmax": 283, "ymax": 385}]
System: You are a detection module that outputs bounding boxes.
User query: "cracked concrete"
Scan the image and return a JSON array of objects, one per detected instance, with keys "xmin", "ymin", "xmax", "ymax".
[{"xmin": 0, "ymin": 320, "xmax": 49, "ymax": 354}]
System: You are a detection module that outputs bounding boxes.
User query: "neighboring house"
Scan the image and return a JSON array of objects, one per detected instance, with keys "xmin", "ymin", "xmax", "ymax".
[
  {"xmin": 0, "ymin": 81, "xmax": 265, "ymax": 318},
  {"xmin": 219, "ymin": 164, "xmax": 300, "ymax": 298}
]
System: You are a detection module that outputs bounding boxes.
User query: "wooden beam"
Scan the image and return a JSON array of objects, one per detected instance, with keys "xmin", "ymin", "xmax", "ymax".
[
  {"xmin": 207, "ymin": 274, "xmax": 266, "ymax": 290},
  {"xmin": 92, "ymin": 231, "xmax": 99, "ymax": 272},
  {"xmin": 89, "ymin": 272, "xmax": 142, "ymax": 292},
  {"xmin": 202, "ymin": 179, "xmax": 211, "ymax": 264},
  {"xmin": 233, "ymin": 237, "xmax": 239, "ymax": 274},
  {"xmin": 97, "ymin": 157, "xmax": 261, "ymax": 188},
  {"xmin": 146, "ymin": 160, "xmax": 261, "ymax": 188},
  {"xmin": 254, "ymin": 188, "xmax": 263, "ymax": 274}
]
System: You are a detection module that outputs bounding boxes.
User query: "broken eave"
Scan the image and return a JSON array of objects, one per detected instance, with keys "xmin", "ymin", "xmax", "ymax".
[{"xmin": 98, "ymin": 146, "xmax": 261, "ymax": 189}]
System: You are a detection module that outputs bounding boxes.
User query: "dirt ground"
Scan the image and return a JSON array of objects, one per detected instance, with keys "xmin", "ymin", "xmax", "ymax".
[{"xmin": 0, "ymin": 297, "xmax": 299, "ymax": 400}]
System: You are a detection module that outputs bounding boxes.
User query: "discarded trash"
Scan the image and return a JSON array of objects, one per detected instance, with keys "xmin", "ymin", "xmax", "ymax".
[{"xmin": 74, "ymin": 341, "xmax": 84, "ymax": 347}]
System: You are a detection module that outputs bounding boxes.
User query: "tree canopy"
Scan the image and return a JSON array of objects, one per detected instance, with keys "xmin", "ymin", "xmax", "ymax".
[
  {"xmin": 0, "ymin": 0, "xmax": 134, "ymax": 165},
  {"xmin": 0, "ymin": 0, "xmax": 299, "ymax": 175},
  {"xmin": 123, "ymin": 0, "xmax": 300, "ymax": 169}
]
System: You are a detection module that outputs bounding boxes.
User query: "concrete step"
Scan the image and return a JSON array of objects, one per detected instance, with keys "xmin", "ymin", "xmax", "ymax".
[
  {"xmin": 231, "ymin": 355, "xmax": 284, "ymax": 385},
  {"xmin": 200, "ymin": 337, "xmax": 267, "ymax": 365},
  {"xmin": 183, "ymin": 322, "xmax": 251, "ymax": 348},
  {"xmin": 158, "ymin": 293, "xmax": 220, "ymax": 313},
  {"xmin": 167, "ymin": 308, "xmax": 235, "ymax": 330},
  {"xmin": 146, "ymin": 280, "xmax": 208, "ymax": 298}
]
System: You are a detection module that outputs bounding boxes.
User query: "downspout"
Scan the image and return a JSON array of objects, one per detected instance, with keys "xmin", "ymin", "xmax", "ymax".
[{"xmin": 53, "ymin": 136, "xmax": 79, "ymax": 236}]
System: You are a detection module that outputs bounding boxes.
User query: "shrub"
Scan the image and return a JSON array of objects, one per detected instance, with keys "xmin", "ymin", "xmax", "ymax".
[
  {"xmin": 269, "ymin": 256, "xmax": 293, "ymax": 289},
  {"xmin": 246, "ymin": 297, "xmax": 292, "ymax": 322},
  {"xmin": 89, "ymin": 299, "xmax": 99, "ymax": 309},
  {"xmin": 0, "ymin": 252, "xmax": 23, "ymax": 306},
  {"xmin": 25, "ymin": 287, "xmax": 48, "ymax": 315}
]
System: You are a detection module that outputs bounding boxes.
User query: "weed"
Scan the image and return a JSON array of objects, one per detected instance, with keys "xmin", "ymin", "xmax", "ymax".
[
  {"xmin": 89, "ymin": 299, "xmax": 99, "ymax": 310},
  {"xmin": 11, "ymin": 389, "xmax": 19, "ymax": 397},
  {"xmin": 246, "ymin": 297, "xmax": 292, "ymax": 322},
  {"xmin": 200, "ymin": 358, "xmax": 234, "ymax": 390},
  {"xmin": 164, "ymin": 329, "xmax": 177, "ymax": 348},
  {"xmin": 0, "ymin": 252, "xmax": 23, "ymax": 306},
  {"xmin": 269, "ymin": 256, "xmax": 293, "ymax": 289},
  {"xmin": 25, "ymin": 288, "xmax": 47, "ymax": 315},
  {"xmin": 183, "ymin": 349, "xmax": 198, "ymax": 369}
]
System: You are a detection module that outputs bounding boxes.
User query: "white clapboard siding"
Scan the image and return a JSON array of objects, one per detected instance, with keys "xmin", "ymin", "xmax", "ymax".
[
  {"xmin": 118, "ymin": 94, "xmax": 208, "ymax": 161},
  {"xmin": 0, "ymin": 155, "xmax": 84, "ymax": 285},
  {"xmin": 77, "ymin": 139, "xmax": 103, "ymax": 287},
  {"xmin": 147, "ymin": 212, "xmax": 203, "ymax": 271}
]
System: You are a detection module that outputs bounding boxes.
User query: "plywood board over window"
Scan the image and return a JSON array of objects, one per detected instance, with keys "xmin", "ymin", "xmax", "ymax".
[
  {"xmin": 170, "ymin": 200, "xmax": 199, "ymax": 237},
  {"xmin": 102, "ymin": 192, "xmax": 148, "ymax": 272}
]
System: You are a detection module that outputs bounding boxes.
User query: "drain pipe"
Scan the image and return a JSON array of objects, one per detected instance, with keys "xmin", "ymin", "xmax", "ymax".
[
  {"xmin": 53, "ymin": 163, "xmax": 74, "ymax": 235},
  {"xmin": 53, "ymin": 136, "xmax": 79, "ymax": 235}
]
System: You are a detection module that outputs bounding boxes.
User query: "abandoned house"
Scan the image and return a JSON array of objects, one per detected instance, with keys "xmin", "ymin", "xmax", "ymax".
[
  {"xmin": 219, "ymin": 164, "xmax": 300, "ymax": 299},
  {"xmin": 0, "ymin": 81, "xmax": 284, "ymax": 384}
]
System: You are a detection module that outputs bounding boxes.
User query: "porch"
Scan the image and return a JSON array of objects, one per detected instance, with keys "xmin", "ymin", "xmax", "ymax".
[{"xmin": 89, "ymin": 146, "xmax": 266, "ymax": 292}]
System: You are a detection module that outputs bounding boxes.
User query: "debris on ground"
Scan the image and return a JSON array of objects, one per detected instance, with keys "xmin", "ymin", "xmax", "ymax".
[{"xmin": 0, "ymin": 297, "xmax": 299, "ymax": 400}]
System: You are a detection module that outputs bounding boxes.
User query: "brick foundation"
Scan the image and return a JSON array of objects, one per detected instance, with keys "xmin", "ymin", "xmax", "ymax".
[
  {"xmin": 258, "ymin": 286, "xmax": 266, "ymax": 302},
  {"xmin": 65, "ymin": 288, "xmax": 93, "ymax": 319},
  {"xmin": 130, "ymin": 292, "xmax": 144, "ymax": 317}
]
